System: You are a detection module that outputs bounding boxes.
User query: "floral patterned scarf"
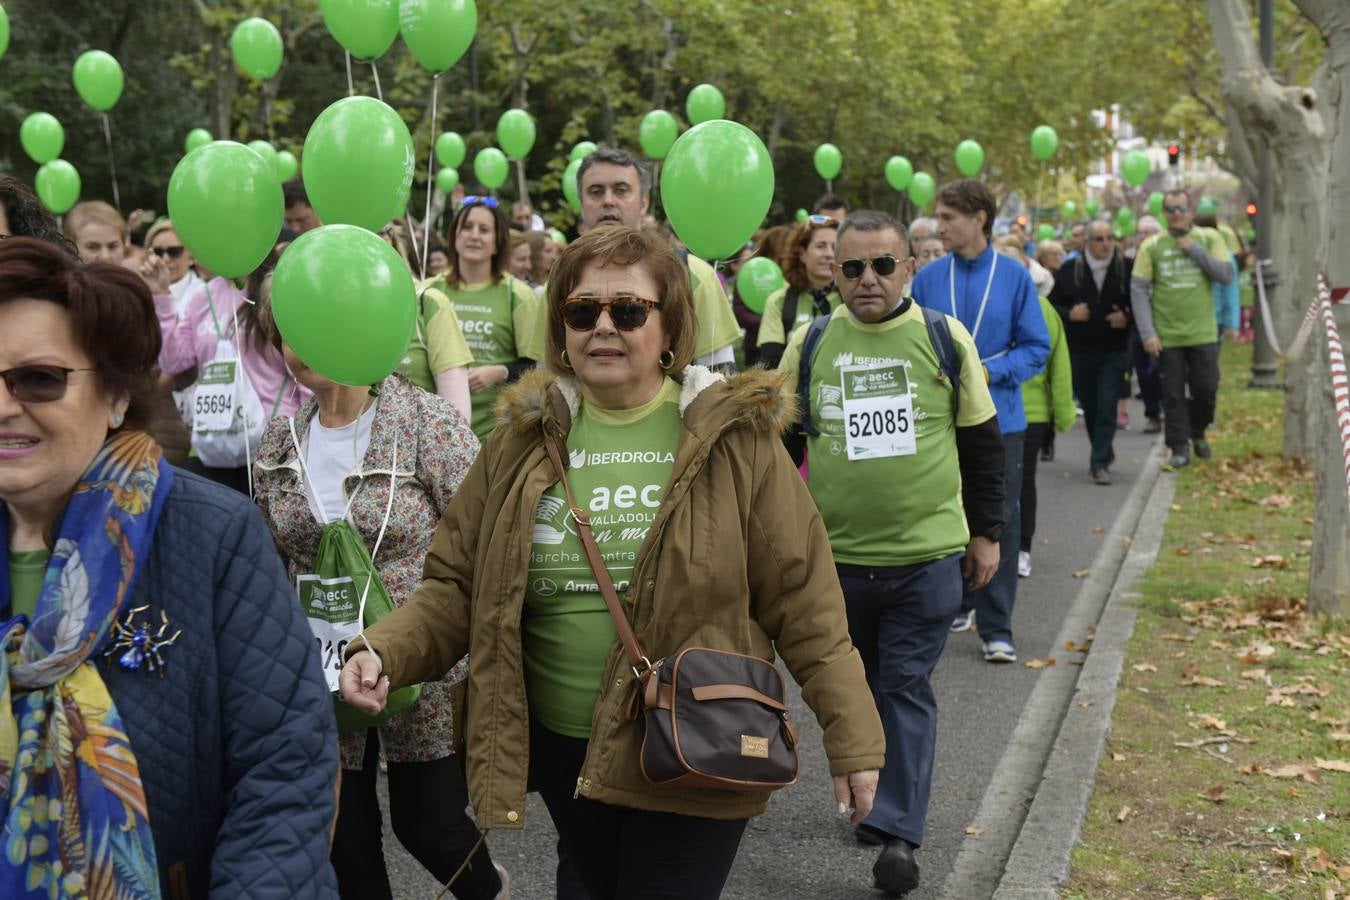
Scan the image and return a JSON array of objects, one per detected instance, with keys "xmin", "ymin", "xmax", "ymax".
[{"xmin": 0, "ymin": 431, "xmax": 172, "ymax": 898}]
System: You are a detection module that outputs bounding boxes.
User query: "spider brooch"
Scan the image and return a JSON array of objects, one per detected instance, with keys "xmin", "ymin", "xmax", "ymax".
[{"xmin": 103, "ymin": 606, "xmax": 182, "ymax": 676}]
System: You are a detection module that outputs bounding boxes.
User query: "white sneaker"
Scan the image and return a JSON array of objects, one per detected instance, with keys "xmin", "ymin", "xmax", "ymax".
[
  {"xmin": 949, "ymin": 610, "xmax": 976, "ymax": 633},
  {"xmin": 983, "ymin": 640, "xmax": 1017, "ymax": 663},
  {"xmin": 494, "ymin": 861, "xmax": 511, "ymax": 900},
  {"xmin": 1017, "ymin": 551, "xmax": 1032, "ymax": 578}
]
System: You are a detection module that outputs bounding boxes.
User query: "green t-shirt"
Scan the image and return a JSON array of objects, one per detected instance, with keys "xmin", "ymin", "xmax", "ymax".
[
  {"xmin": 523, "ymin": 378, "xmax": 683, "ymax": 738},
  {"xmin": 7, "ymin": 549, "xmax": 50, "ymax": 622},
  {"xmin": 757, "ymin": 286, "xmax": 842, "ymax": 347},
  {"xmin": 398, "ymin": 282, "xmax": 475, "ymax": 392},
  {"xmin": 778, "ymin": 302, "xmax": 996, "ymax": 567},
  {"xmin": 433, "ymin": 274, "xmax": 538, "ymax": 438},
  {"xmin": 1133, "ymin": 229, "xmax": 1228, "ymax": 347}
]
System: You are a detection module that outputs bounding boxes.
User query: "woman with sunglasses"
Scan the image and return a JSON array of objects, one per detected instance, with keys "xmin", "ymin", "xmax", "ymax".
[
  {"xmin": 756, "ymin": 215, "xmax": 842, "ymax": 369},
  {"xmin": 143, "ymin": 218, "xmax": 200, "ymax": 312},
  {"xmin": 429, "ymin": 196, "xmax": 540, "ymax": 439},
  {"xmin": 0, "ymin": 237, "xmax": 339, "ymax": 897},
  {"xmin": 337, "ymin": 226, "xmax": 884, "ymax": 900}
]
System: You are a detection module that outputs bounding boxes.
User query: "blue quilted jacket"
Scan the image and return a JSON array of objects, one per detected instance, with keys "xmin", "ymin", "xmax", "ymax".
[{"xmin": 98, "ymin": 470, "xmax": 340, "ymax": 898}]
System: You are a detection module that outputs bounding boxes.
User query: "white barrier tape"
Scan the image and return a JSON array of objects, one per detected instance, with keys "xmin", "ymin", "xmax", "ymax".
[
  {"xmin": 1316, "ymin": 275, "xmax": 1350, "ymax": 512},
  {"xmin": 1253, "ymin": 258, "xmax": 1323, "ymax": 361}
]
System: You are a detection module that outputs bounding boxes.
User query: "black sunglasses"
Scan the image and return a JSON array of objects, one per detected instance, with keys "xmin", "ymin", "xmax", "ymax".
[
  {"xmin": 2, "ymin": 365, "xmax": 96, "ymax": 403},
  {"xmin": 1163, "ymin": 204, "xmax": 1189, "ymax": 215},
  {"xmin": 151, "ymin": 245, "xmax": 186, "ymax": 259},
  {"xmin": 561, "ymin": 296, "xmax": 662, "ymax": 332},
  {"xmin": 838, "ymin": 256, "xmax": 901, "ymax": 280}
]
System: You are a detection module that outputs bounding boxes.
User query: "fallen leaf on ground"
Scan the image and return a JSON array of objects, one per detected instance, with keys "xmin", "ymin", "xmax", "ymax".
[
  {"xmin": 1201, "ymin": 785, "xmax": 1228, "ymax": 802},
  {"xmin": 1263, "ymin": 764, "xmax": 1319, "ymax": 783},
  {"xmin": 1024, "ymin": 657, "xmax": 1056, "ymax": 669},
  {"xmin": 964, "ymin": 825, "xmax": 984, "ymax": 836},
  {"xmin": 1116, "ymin": 805, "xmax": 1131, "ymax": 823},
  {"xmin": 1093, "ymin": 526, "xmax": 1104, "ymax": 534},
  {"xmin": 1195, "ymin": 714, "xmax": 1227, "ymax": 731},
  {"xmin": 1209, "ymin": 639, "xmax": 1232, "ymax": 650},
  {"xmin": 1240, "ymin": 668, "xmax": 1267, "ymax": 681},
  {"xmin": 1314, "ymin": 758, "xmax": 1350, "ymax": 773},
  {"xmin": 1064, "ymin": 640, "xmax": 1090, "ymax": 652},
  {"xmin": 1182, "ymin": 676, "xmax": 1226, "ymax": 688},
  {"xmin": 1271, "ymin": 847, "xmax": 1295, "ymax": 866},
  {"xmin": 1176, "ymin": 547, "xmax": 1192, "ymax": 557},
  {"xmin": 1111, "ymin": 752, "xmax": 1125, "ymax": 762},
  {"xmin": 1161, "ymin": 633, "xmax": 1196, "ymax": 643},
  {"xmin": 1133, "ymin": 662, "xmax": 1158, "ymax": 673},
  {"xmin": 1259, "ymin": 493, "xmax": 1296, "ymax": 508},
  {"xmin": 1237, "ymin": 763, "xmax": 1263, "ymax": 775},
  {"xmin": 1251, "ymin": 555, "xmax": 1289, "ymax": 568},
  {"xmin": 1331, "ymin": 732, "xmax": 1350, "ymax": 743},
  {"xmin": 1306, "ymin": 847, "xmax": 1331, "ymax": 873},
  {"xmin": 1073, "ymin": 569, "xmax": 1090, "ymax": 578}
]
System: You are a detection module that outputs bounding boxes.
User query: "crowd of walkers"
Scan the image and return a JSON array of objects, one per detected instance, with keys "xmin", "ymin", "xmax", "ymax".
[{"xmin": 0, "ymin": 150, "xmax": 1241, "ymax": 898}]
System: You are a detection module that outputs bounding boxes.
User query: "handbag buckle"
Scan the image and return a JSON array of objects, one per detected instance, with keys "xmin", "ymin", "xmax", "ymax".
[
  {"xmin": 569, "ymin": 505, "xmax": 591, "ymax": 527},
  {"xmin": 631, "ymin": 656, "xmax": 655, "ymax": 682}
]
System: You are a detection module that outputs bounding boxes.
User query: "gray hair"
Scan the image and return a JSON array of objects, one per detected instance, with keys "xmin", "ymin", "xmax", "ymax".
[
  {"xmin": 576, "ymin": 146, "xmax": 652, "ymax": 198},
  {"xmin": 837, "ymin": 210, "xmax": 911, "ymax": 257}
]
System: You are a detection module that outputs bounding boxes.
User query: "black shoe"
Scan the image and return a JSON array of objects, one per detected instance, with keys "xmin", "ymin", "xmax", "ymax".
[
  {"xmin": 1040, "ymin": 443, "xmax": 1054, "ymax": 462},
  {"xmin": 1192, "ymin": 438, "xmax": 1212, "ymax": 459},
  {"xmin": 1144, "ymin": 417, "xmax": 1162, "ymax": 434},
  {"xmin": 855, "ymin": 824, "xmax": 886, "ymax": 846},
  {"xmin": 1164, "ymin": 450, "xmax": 1190, "ymax": 471},
  {"xmin": 873, "ymin": 839, "xmax": 920, "ymax": 896}
]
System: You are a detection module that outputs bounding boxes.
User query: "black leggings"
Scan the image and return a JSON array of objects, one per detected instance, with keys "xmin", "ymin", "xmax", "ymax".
[
  {"xmin": 530, "ymin": 717, "xmax": 748, "ymax": 900},
  {"xmin": 332, "ymin": 730, "xmax": 500, "ymax": 900}
]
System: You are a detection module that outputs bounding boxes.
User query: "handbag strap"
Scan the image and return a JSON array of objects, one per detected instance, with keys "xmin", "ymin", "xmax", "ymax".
[{"xmin": 543, "ymin": 435, "xmax": 653, "ymax": 680}]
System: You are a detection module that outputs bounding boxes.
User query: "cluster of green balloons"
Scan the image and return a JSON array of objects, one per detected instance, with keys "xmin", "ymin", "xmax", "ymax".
[
  {"xmin": 20, "ymin": 113, "xmax": 64, "ymax": 164},
  {"xmin": 661, "ymin": 120, "xmax": 773, "ymax": 260},
  {"xmin": 231, "ymin": 17, "xmax": 283, "ymax": 80},
  {"xmin": 1030, "ymin": 125, "xmax": 1058, "ymax": 161},
  {"xmin": 73, "ymin": 50, "xmax": 123, "ymax": 111},
  {"xmin": 303, "ymin": 96, "xmax": 414, "ymax": 232},
  {"xmin": 954, "ymin": 139, "xmax": 984, "ymax": 177},
  {"xmin": 1121, "ymin": 149, "xmax": 1150, "ymax": 188},
  {"xmin": 685, "ymin": 84, "xmax": 724, "ymax": 125},
  {"xmin": 640, "ymin": 110, "xmax": 678, "ymax": 159},
  {"xmin": 814, "ymin": 143, "xmax": 842, "ymax": 181},
  {"xmin": 736, "ymin": 257, "xmax": 785, "ymax": 315}
]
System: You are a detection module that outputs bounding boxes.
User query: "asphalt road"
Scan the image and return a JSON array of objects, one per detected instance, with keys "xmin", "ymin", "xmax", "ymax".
[{"xmin": 380, "ymin": 405, "xmax": 1159, "ymax": 899}]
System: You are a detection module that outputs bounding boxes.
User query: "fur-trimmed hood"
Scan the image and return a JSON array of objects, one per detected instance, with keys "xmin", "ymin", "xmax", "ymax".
[{"xmin": 494, "ymin": 364, "xmax": 799, "ymax": 442}]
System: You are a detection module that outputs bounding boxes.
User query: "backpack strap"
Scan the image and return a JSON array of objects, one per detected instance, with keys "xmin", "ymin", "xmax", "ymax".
[
  {"xmin": 920, "ymin": 305, "xmax": 962, "ymax": 416},
  {"xmin": 794, "ymin": 314, "xmax": 833, "ymax": 438},
  {"xmin": 781, "ymin": 288, "xmax": 800, "ymax": 340}
]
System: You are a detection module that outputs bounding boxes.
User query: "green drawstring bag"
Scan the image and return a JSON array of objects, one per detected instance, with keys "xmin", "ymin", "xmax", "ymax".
[{"xmin": 300, "ymin": 519, "xmax": 421, "ymax": 731}]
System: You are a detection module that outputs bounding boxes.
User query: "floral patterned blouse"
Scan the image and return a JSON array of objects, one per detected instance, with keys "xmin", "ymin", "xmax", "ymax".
[{"xmin": 254, "ymin": 374, "xmax": 479, "ymax": 769}]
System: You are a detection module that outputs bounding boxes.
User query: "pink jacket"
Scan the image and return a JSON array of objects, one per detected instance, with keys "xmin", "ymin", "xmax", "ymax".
[{"xmin": 155, "ymin": 277, "xmax": 310, "ymax": 419}]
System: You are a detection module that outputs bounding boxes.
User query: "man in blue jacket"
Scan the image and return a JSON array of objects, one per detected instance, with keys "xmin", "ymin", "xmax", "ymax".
[{"xmin": 912, "ymin": 179, "xmax": 1050, "ymax": 663}]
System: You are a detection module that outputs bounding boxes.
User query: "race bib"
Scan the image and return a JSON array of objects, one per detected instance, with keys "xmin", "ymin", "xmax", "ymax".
[
  {"xmin": 194, "ymin": 360, "xmax": 238, "ymax": 433},
  {"xmin": 297, "ymin": 572, "xmax": 363, "ymax": 692},
  {"xmin": 841, "ymin": 362, "xmax": 916, "ymax": 461}
]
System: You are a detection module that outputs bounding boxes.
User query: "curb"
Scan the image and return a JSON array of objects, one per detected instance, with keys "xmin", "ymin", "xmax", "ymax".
[{"xmin": 938, "ymin": 443, "xmax": 1170, "ymax": 900}]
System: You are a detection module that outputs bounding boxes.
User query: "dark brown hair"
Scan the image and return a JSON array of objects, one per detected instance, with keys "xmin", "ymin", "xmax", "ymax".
[
  {"xmin": 445, "ymin": 201, "xmax": 511, "ymax": 288},
  {"xmin": 544, "ymin": 227, "xmax": 696, "ymax": 376},
  {"xmin": 0, "ymin": 237, "xmax": 161, "ymax": 431},
  {"xmin": 780, "ymin": 218, "xmax": 839, "ymax": 292},
  {"xmin": 936, "ymin": 179, "xmax": 998, "ymax": 239}
]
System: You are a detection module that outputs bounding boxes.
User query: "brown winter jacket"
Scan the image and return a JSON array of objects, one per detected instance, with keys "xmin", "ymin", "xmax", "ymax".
[{"xmin": 350, "ymin": 365, "xmax": 885, "ymax": 828}]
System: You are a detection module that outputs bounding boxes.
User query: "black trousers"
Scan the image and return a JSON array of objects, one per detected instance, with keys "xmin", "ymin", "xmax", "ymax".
[
  {"xmin": 332, "ymin": 731, "xmax": 500, "ymax": 900},
  {"xmin": 1128, "ymin": 330, "xmax": 1162, "ymax": 418},
  {"xmin": 1021, "ymin": 422, "xmax": 1052, "ymax": 552},
  {"xmin": 1072, "ymin": 349, "xmax": 1129, "ymax": 471},
  {"xmin": 1158, "ymin": 343, "xmax": 1221, "ymax": 452},
  {"xmin": 530, "ymin": 717, "xmax": 748, "ymax": 900}
]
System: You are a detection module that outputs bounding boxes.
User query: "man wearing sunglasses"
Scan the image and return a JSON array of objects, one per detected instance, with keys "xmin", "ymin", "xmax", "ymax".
[
  {"xmin": 521, "ymin": 147, "xmax": 741, "ymax": 370},
  {"xmin": 778, "ymin": 211, "xmax": 1005, "ymax": 897},
  {"xmin": 911, "ymin": 180, "xmax": 1049, "ymax": 664},
  {"xmin": 1130, "ymin": 188, "xmax": 1234, "ymax": 470}
]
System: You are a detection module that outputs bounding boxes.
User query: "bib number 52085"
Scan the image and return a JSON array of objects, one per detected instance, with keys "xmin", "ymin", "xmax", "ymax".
[{"xmin": 847, "ymin": 405, "xmax": 909, "ymax": 439}]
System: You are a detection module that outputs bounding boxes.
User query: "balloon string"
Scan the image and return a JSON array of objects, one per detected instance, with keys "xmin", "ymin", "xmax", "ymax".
[
  {"xmin": 370, "ymin": 61, "xmax": 384, "ymax": 102},
  {"xmin": 1032, "ymin": 161, "xmax": 1044, "ymax": 238},
  {"xmin": 421, "ymin": 73, "xmax": 439, "ymax": 282},
  {"xmin": 100, "ymin": 113, "xmax": 121, "ymax": 211},
  {"xmin": 345, "ymin": 51, "xmax": 355, "ymax": 97}
]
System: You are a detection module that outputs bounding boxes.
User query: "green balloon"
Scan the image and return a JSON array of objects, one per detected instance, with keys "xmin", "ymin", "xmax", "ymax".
[
  {"xmin": 473, "ymin": 147, "xmax": 509, "ymax": 190},
  {"xmin": 185, "ymin": 128, "xmax": 214, "ymax": 154},
  {"xmin": 813, "ymin": 143, "xmax": 842, "ymax": 181},
  {"xmin": 435, "ymin": 167, "xmax": 459, "ymax": 194},
  {"xmin": 1112, "ymin": 226, "xmax": 1123, "ymax": 240},
  {"xmin": 1085, "ymin": 198, "xmax": 1102, "ymax": 217},
  {"xmin": 168, "ymin": 142, "xmax": 283, "ymax": 278},
  {"xmin": 561, "ymin": 158, "xmax": 582, "ymax": 212},
  {"xmin": 0, "ymin": 5, "xmax": 9, "ymax": 61},
  {"xmin": 1030, "ymin": 124, "xmax": 1058, "ymax": 161},
  {"xmin": 569, "ymin": 141, "xmax": 597, "ymax": 164},
  {"xmin": 795, "ymin": 208, "xmax": 808, "ymax": 222},
  {"xmin": 303, "ymin": 96, "xmax": 415, "ymax": 232},
  {"xmin": 435, "ymin": 132, "xmax": 466, "ymax": 167},
  {"xmin": 231, "ymin": 17, "xmax": 283, "ymax": 80},
  {"xmin": 20, "ymin": 113, "xmax": 65, "ymax": 165},
  {"xmin": 549, "ymin": 228, "xmax": 567, "ymax": 245},
  {"xmin": 248, "ymin": 140, "xmax": 279, "ymax": 177},
  {"xmin": 320, "ymin": 0, "xmax": 399, "ymax": 61},
  {"xmin": 399, "ymin": 0, "xmax": 478, "ymax": 74},
  {"xmin": 1061, "ymin": 200, "xmax": 1077, "ymax": 219},
  {"xmin": 685, "ymin": 84, "xmax": 725, "ymax": 125},
  {"xmin": 35, "ymin": 160, "xmax": 81, "ymax": 215},
  {"xmin": 639, "ymin": 111, "xmax": 678, "ymax": 160},
  {"xmin": 885, "ymin": 156, "xmax": 913, "ymax": 191},
  {"xmin": 497, "ymin": 109, "xmax": 536, "ymax": 160},
  {"xmin": 908, "ymin": 171, "xmax": 936, "ymax": 208},
  {"xmin": 660, "ymin": 120, "xmax": 773, "ymax": 260},
  {"xmin": 72, "ymin": 50, "xmax": 124, "ymax": 112},
  {"xmin": 1146, "ymin": 191, "xmax": 1164, "ymax": 217},
  {"xmin": 954, "ymin": 139, "xmax": 984, "ymax": 177},
  {"xmin": 1120, "ymin": 149, "xmax": 1150, "ymax": 188},
  {"xmin": 1036, "ymin": 223, "xmax": 1055, "ymax": 242},
  {"xmin": 736, "ymin": 257, "xmax": 784, "ymax": 315},
  {"xmin": 271, "ymin": 224, "xmax": 416, "ymax": 386},
  {"xmin": 276, "ymin": 149, "xmax": 299, "ymax": 181},
  {"xmin": 1197, "ymin": 196, "xmax": 1218, "ymax": 217},
  {"xmin": 1114, "ymin": 205, "xmax": 1135, "ymax": 226},
  {"xmin": 1122, "ymin": 219, "xmax": 1136, "ymax": 237}
]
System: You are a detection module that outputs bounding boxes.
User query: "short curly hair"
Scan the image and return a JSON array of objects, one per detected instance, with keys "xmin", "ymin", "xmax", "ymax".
[{"xmin": 0, "ymin": 175, "xmax": 74, "ymax": 253}]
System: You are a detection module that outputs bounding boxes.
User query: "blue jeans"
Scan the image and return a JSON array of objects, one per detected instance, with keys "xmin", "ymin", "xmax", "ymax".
[
  {"xmin": 961, "ymin": 431, "xmax": 1023, "ymax": 644},
  {"xmin": 838, "ymin": 553, "xmax": 963, "ymax": 847},
  {"xmin": 1072, "ymin": 349, "xmax": 1130, "ymax": 471}
]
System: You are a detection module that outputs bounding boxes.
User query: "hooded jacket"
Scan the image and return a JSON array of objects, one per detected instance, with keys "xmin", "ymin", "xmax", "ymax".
[{"xmin": 351, "ymin": 366, "xmax": 885, "ymax": 827}]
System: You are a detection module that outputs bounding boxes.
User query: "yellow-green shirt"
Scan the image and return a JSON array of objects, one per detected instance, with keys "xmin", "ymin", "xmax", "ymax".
[
  {"xmin": 757, "ymin": 286, "xmax": 843, "ymax": 347},
  {"xmin": 7, "ymin": 549, "xmax": 49, "ymax": 621},
  {"xmin": 398, "ymin": 282, "xmax": 475, "ymax": 392}
]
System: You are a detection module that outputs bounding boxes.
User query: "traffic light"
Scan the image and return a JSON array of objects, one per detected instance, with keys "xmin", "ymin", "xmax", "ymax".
[
  {"xmin": 1167, "ymin": 144, "xmax": 1181, "ymax": 167},
  {"xmin": 1245, "ymin": 201, "xmax": 1258, "ymax": 218}
]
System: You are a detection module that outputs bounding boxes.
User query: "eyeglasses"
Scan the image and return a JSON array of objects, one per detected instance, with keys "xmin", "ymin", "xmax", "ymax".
[
  {"xmin": 1088, "ymin": 234, "xmax": 1114, "ymax": 243},
  {"xmin": 151, "ymin": 245, "xmax": 186, "ymax": 259},
  {"xmin": 1, "ymin": 365, "xmax": 96, "ymax": 403},
  {"xmin": 1163, "ymin": 204, "xmax": 1190, "ymax": 215},
  {"xmin": 838, "ymin": 256, "xmax": 900, "ymax": 280},
  {"xmin": 561, "ymin": 296, "xmax": 662, "ymax": 331},
  {"xmin": 806, "ymin": 215, "xmax": 839, "ymax": 226},
  {"xmin": 460, "ymin": 196, "xmax": 500, "ymax": 210}
]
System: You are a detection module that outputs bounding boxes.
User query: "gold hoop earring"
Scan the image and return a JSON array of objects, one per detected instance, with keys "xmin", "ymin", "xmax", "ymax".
[
  {"xmin": 659, "ymin": 350, "xmax": 675, "ymax": 370},
  {"xmin": 560, "ymin": 350, "xmax": 573, "ymax": 370}
]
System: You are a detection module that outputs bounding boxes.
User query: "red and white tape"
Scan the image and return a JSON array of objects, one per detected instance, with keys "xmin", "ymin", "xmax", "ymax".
[{"xmin": 1318, "ymin": 275, "xmax": 1350, "ymax": 511}]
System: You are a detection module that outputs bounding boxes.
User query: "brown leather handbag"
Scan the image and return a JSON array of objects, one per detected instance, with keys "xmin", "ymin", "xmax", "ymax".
[{"xmin": 544, "ymin": 437, "xmax": 799, "ymax": 792}]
